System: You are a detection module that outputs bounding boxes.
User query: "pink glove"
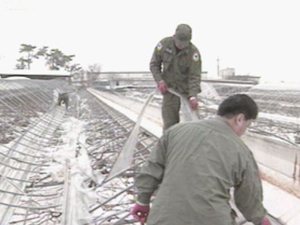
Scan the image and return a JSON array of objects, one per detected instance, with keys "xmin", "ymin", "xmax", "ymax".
[
  {"xmin": 189, "ymin": 97, "xmax": 198, "ymax": 110},
  {"xmin": 261, "ymin": 217, "xmax": 272, "ymax": 225},
  {"xmin": 130, "ymin": 203, "xmax": 150, "ymax": 224},
  {"xmin": 157, "ymin": 81, "xmax": 168, "ymax": 94}
]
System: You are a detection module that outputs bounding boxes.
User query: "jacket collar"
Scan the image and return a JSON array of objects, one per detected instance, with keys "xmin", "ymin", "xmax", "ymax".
[{"xmin": 165, "ymin": 37, "xmax": 191, "ymax": 55}]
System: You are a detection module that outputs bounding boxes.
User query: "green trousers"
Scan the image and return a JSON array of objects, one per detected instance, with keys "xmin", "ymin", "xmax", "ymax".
[{"xmin": 162, "ymin": 92, "xmax": 181, "ymax": 131}]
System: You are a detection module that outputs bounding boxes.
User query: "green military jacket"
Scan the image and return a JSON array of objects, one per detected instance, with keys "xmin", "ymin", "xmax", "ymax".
[
  {"xmin": 150, "ymin": 37, "xmax": 202, "ymax": 98},
  {"xmin": 135, "ymin": 117, "xmax": 267, "ymax": 225}
]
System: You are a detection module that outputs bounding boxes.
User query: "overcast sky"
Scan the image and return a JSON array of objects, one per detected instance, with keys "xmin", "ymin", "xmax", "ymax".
[{"xmin": 0, "ymin": 0, "xmax": 299, "ymax": 83}]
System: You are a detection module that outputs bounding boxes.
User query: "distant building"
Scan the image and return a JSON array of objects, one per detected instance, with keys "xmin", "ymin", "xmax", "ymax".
[
  {"xmin": 219, "ymin": 68, "xmax": 260, "ymax": 84},
  {"xmin": 226, "ymin": 75, "xmax": 260, "ymax": 84},
  {"xmin": 220, "ymin": 68, "xmax": 235, "ymax": 79},
  {"xmin": 0, "ymin": 70, "xmax": 72, "ymax": 80}
]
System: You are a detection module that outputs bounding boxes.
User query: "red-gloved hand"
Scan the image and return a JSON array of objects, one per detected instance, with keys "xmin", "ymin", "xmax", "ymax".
[
  {"xmin": 189, "ymin": 97, "xmax": 198, "ymax": 110},
  {"xmin": 130, "ymin": 203, "xmax": 150, "ymax": 224},
  {"xmin": 261, "ymin": 217, "xmax": 272, "ymax": 225},
  {"xmin": 157, "ymin": 81, "xmax": 168, "ymax": 94}
]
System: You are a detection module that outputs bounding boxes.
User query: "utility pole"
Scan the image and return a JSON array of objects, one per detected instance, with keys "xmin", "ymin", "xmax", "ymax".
[{"xmin": 217, "ymin": 57, "xmax": 220, "ymax": 78}]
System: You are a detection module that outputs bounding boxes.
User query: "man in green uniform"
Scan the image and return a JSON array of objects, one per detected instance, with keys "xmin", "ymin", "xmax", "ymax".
[
  {"xmin": 58, "ymin": 92, "xmax": 69, "ymax": 110},
  {"xmin": 130, "ymin": 94, "xmax": 271, "ymax": 225},
  {"xmin": 150, "ymin": 24, "xmax": 202, "ymax": 131}
]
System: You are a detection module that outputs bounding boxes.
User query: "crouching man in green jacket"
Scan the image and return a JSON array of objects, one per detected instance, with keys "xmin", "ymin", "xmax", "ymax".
[{"xmin": 130, "ymin": 94, "xmax": 271, "ymax": 225}]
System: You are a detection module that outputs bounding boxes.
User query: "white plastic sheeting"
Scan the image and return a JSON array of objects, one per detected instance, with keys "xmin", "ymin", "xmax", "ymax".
[
  {"xmin": 168, "ymin": 88, "xmax": 198, "ymax": 122},
  {"xmin": 199, "ymin": 82, "xmax": 221, "ymax": 101},
  {"xmin": 43, "ymin": 117, "xmax": 102, "ymax": 225},
  {"xmin": 106, "ymin": 90, "xmax": 157, "ymax": 181},
  {"xmin": 107, "ymin": 88, "xmax": 201, "ymax": 181}
]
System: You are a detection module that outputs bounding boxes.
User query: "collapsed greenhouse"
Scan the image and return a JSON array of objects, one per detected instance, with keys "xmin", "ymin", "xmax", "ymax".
[{"xmin": 0, "ymin": 77, "xmax": 299, "ymax": 225}]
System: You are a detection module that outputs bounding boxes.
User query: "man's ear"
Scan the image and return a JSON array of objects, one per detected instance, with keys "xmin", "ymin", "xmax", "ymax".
[{"xmin": 235, "ymin": 113, "xmax": 245, "ymax": 125}]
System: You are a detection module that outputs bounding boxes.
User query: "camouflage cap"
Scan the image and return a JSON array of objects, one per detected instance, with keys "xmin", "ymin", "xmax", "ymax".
[{"xmin": 174, "ymin": 24, "xmax": 192, "ymax": 49}]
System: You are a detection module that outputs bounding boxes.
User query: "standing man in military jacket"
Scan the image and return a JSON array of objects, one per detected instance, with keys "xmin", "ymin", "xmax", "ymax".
[
  {"xmin": 150, "ymin": 24, "xmax": 202, "ymax": 131},
  {"xmin": 130, "ymin": 94, "xmax": 272, "ymax": 225}
]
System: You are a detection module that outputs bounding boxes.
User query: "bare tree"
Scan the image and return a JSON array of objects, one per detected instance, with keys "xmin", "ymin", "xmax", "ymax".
[
  {"xmin": 86, "ymin": 63, "xmax": 102, "ymax": 86},
  {"xmin": 87, "ymin": 63, "xmax": 102, "ymax": 73}
]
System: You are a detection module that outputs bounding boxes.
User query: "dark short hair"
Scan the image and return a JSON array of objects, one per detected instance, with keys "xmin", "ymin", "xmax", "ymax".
[{"xmin": 217, "ymin": 94, "xmax": 258, "ymax": 120}]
